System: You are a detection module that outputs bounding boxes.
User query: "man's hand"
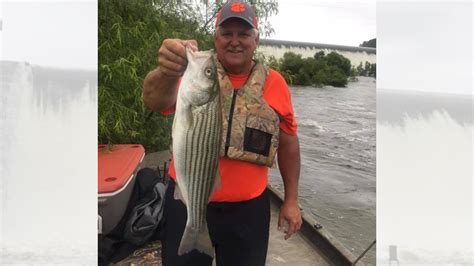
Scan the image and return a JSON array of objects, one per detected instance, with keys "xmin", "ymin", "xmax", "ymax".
[
  {"xmin": 143, "ymin": 39, "xmax": 198, "ymax": 111},
  {"xmin": 278, "ymin": 200, "xmax": 302, "ymax": 240},
  {"xmin": 158, "ymin": 39, "xmax": 198, "ymax": 77}
]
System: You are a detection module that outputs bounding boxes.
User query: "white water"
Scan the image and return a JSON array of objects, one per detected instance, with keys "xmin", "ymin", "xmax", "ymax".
[
  {"xmin": 377, "ymin": 96, "xmax": 473, "ymax": 264},
  {"xmin": 0, "ymin": 62, "xmax": 97, "ymax": 264}
]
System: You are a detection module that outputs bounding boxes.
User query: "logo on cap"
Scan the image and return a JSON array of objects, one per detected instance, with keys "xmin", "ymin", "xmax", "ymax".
[{"xmin": 230, "ymin": 2, "xmax": 246, "ymax": 13}]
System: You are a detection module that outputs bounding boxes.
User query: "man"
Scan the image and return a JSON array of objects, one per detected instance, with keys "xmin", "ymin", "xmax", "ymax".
[{"xmin": 143, "ymin": 1, "xmax": 302, "ymax": 265}]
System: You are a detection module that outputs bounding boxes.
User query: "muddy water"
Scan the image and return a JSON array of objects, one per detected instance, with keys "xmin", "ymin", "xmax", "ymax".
[{"xmin": 269, "ymin": 76, "xmax": 376, "ymax": 265}]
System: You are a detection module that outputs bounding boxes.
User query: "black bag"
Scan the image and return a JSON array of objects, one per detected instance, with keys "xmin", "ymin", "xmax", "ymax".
[
  {"xmin": 98, "ymin": 167, "xmax": 167, "ymax": 265},
  {"xmin": 123, "ymin": 172, "xmax": 166, "ymax": 245}
]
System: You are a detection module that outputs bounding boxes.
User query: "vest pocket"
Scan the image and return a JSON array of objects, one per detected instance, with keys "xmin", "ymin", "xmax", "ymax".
[{"xmin": 243, "ymin": 115, "xmax": 276, "ymax": 156}]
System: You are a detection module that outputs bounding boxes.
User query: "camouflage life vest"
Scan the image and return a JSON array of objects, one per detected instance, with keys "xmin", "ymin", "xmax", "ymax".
[{"xmin": 214, "ymin": 55, "xmax": 280, "ymax": 167}]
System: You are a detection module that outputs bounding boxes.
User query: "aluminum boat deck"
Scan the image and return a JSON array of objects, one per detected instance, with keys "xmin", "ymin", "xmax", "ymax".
[{"xmin": 112, "ymin": 151, "xmax": 363, "ymax": 266}]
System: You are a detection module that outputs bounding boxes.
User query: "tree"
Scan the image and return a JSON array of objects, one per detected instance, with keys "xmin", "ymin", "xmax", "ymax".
[
  {"xmin": 359, "ymin": 38, "xmax": 376, "ymax": 48},
  {"xmin": 326, "ymin": 66, "xmax": 347, "ymax": 87},
  {"xmin": 356, "ymin": 62, "xmax": 365, "ymax": 76},
  {"xmin": 274, "ymin": 51, "xmax": 351, "ymax": 87},
  {"xmin": 98, "ymin": 0, "xmax": 280, "ymax": 151},
  {"xmin": 314, "ymin": 51, "xmax": 325, "ymax": 60},
  {"xmin": 325, "ymin": 52, "xmax": 351, "ymax": 76},
  {"xmin": 280, "ymin": 52, "xmax": 304, "ymax": 76}
]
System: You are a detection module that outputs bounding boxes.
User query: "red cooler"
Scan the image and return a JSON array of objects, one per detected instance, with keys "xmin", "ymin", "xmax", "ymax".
[{"xmin": 98, "ymin": 144, "xmax": 145, "ymax": 234}]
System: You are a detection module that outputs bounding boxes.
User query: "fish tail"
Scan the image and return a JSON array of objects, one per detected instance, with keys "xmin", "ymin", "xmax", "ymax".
[{"xmin": 178, "ymin": 222, "xmax": 214, "ymax": 257}]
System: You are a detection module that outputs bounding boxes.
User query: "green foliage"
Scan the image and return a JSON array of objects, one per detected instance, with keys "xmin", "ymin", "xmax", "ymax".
[
  {"xmin": 98, "ymin": 0, "xmax": 210, "ymax": 152},
  {"xmin": 325, "ymin": 52, "xmax": 351, "ymax": 76},
  {"xmin": 99, "ymin": 0, "xmax": 279, "ymax": 152},
  {"xmin": 260, "ymin": 50, "xmax": 374, "ymax": 87},
  {"xmin": 359, "ymin": 38, "xmax": 376, "ymax": 48},
  {"xmin": 354, "ymin": 61, "xmax": 376, "ymax": 77},
  {"xmin": 271, "ymin": 51, "xmax": 351, "ymax": 87},
  {"xmin": 280, "ymin": 52, "xmax": 303, "ymax": 76}
]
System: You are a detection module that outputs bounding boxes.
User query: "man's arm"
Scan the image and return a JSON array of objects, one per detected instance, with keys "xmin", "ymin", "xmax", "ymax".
[
  {"xmin": 277, "ymin": 130, "xmax": 303, "ymax": 240},
  {"xmin": 142, "ymin": 39, "xmax": 197, "ymax": 112},
  {"xmin": 143, "ymin": 68, "xmax": 179, "ymax": 111}
]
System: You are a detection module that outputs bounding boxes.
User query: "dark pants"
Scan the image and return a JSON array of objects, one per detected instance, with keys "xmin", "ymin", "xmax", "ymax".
[{"xmin": 161, "ymin": 179, "xmax": 270, "ymax": 266}]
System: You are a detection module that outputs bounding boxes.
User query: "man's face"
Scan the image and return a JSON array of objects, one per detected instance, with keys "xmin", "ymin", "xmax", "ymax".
[{"xmin": 214, "ymin": 18, "xmax": 259, "ymax": 74}]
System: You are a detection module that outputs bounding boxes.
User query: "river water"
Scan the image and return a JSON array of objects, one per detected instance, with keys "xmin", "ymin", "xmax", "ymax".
[{"xmin": 269, "ymin": 76, "xmax": 376, "ymax": 265}]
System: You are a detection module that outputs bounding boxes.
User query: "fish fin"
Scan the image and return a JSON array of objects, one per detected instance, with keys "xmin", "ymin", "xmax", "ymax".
[
  {"xmin": 185, "ymin": 45, "xmax": 195, "ymax": 61},
  {"xmin": 174, "ymin": 183, "xmax": 186, "ymax": 205},
  {"xmin": 178, "ymin": 223, "xmax": 214, "ymax": 257},
  {"xmin": 210, "ymin": 170, "xmax": 222, "ymax": 200}
]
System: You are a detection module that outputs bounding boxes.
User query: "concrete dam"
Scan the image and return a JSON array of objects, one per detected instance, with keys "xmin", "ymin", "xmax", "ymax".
[{"xmin": 258, "ymin": 39, "xmax": 376, "ymax": 67}]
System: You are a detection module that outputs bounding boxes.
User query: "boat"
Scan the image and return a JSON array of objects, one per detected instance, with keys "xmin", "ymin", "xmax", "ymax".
[{"xmin": 99, "ymin": 146, "xmax": 365, "ymax": 266}]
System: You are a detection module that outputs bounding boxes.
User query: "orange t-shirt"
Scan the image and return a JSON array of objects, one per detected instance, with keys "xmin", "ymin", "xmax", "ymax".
[{"xmin": 162, "ymin": 68, "xmax": 297, "ymax": 202}]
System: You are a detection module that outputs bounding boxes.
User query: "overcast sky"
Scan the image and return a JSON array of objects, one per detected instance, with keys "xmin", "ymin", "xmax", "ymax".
[
  {"xmin": 0, "ymin": 0, "xmax": 472, "ymax": 95},
  {"xmin": 0, "ymin": 0, "xmax": 97, "ymax": 69},
  {"xmin": 269, "ymin": 0, "xmax": 376, "ymax": 46},
  {"xmin": 0, "ymin": 0, "xmax": 374, "ymax": 68},
  {"xmin": 377, "ymin": 1, "xmax": 472, "ymax": 95}
]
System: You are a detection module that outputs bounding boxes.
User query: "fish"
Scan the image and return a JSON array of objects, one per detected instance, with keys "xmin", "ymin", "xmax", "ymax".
[{"xmin": 171, "ymin": 45, "xmax": 221, "ymax": 257}]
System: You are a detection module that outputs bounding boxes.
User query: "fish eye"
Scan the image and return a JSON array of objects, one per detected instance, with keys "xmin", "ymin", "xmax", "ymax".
[{"xmin": 204, "ymin": 67, "xmax": 214, "ymax": 78}]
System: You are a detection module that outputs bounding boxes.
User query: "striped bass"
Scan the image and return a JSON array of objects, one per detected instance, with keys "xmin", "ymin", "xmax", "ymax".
[{"xmin": 172, "ymin": 46, "xmax": 221, "ymax": 257}]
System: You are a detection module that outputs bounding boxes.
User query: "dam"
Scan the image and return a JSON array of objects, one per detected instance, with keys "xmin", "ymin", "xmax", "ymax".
[{"xmin": 258, "ymin": 39, "xmax": 376, "ymax": 67}]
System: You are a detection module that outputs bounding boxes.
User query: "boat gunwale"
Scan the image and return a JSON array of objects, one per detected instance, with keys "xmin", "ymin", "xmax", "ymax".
[{"xmin": 267, "ymin": 184, "xmax": 364, "ymax": 266}]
